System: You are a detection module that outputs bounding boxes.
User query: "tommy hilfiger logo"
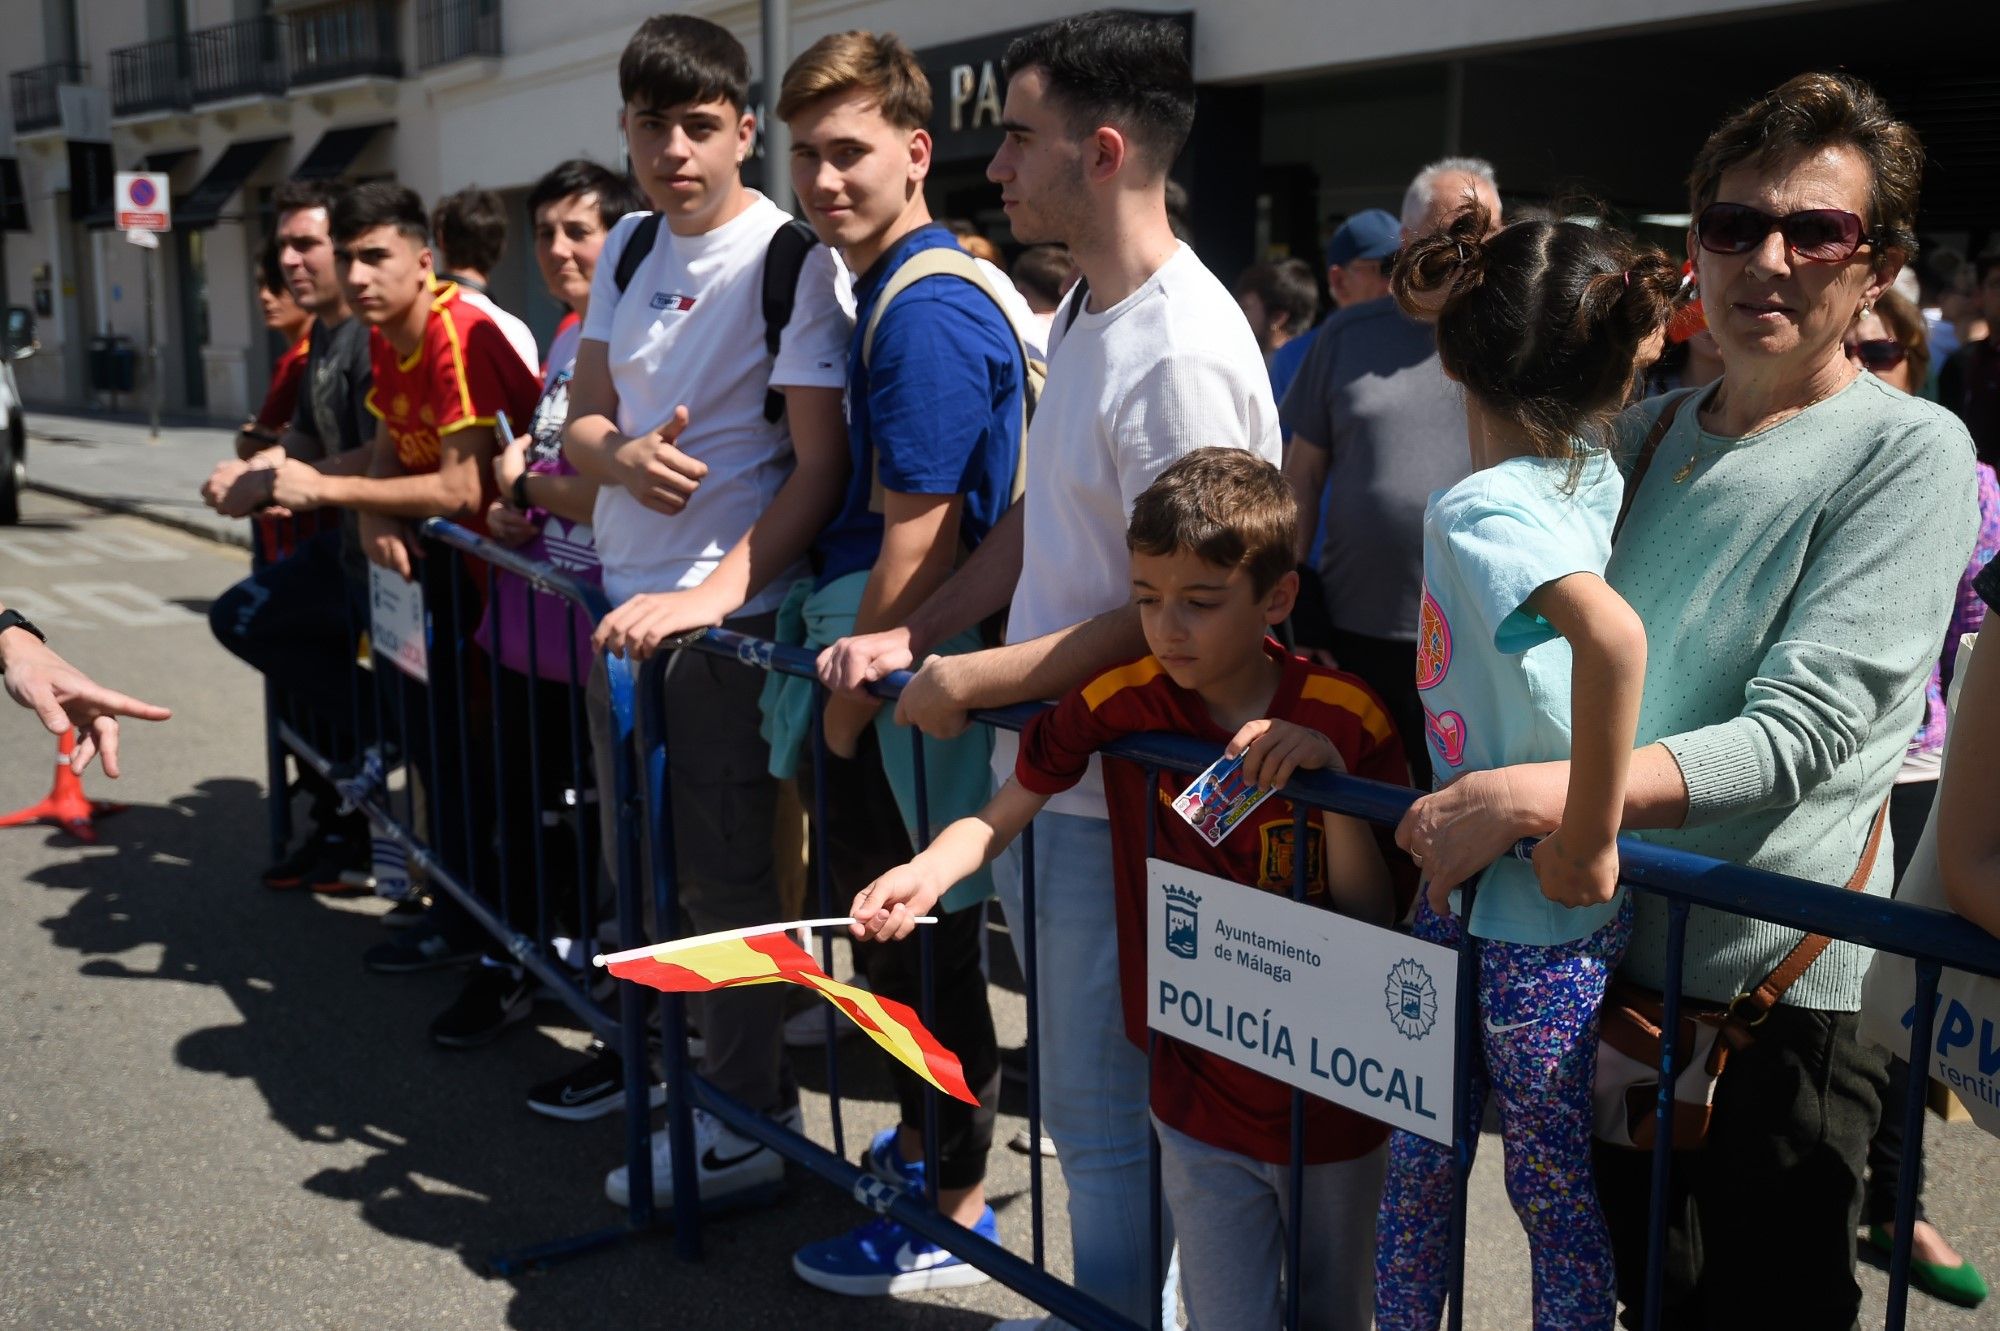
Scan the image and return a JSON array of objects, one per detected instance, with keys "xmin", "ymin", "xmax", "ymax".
[{"xmin": 651, "ymin": 292, "xmax": 697, "ymax": 311}]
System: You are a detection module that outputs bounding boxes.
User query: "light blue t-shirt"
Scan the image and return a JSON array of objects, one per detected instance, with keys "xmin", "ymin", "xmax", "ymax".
[{"xmin": 1416, "ymin": 450, "xmax": 1624, "ymax": 945}]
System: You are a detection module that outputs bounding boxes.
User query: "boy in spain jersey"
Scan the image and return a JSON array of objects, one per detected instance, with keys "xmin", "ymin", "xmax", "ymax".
[
  {"xmin": 850, "ymin": 450, "xmax": 1407, "ymax": 1331},
  {"xmin": 268, "ymin": 181, "xmax": 538, "ymax": 567},
  {"xmin": 267, "ymin": 181, "xmax": 540, "ymax": 975}
]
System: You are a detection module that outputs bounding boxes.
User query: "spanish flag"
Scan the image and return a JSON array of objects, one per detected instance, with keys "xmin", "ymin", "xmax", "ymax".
[{"xmin": 598, "ymin": 922, "xmax": 977, "ymax": 1106}]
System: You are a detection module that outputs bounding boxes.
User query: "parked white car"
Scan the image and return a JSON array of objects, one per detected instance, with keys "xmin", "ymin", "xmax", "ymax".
[{"xmin": 1, "ymin": 306, "xmax": 33, "ymax": 525}]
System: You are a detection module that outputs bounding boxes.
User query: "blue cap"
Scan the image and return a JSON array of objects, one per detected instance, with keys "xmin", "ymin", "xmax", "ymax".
[{"xmin": 1326, "ymin": 208, "xmax": 1401, "ymax": 268}]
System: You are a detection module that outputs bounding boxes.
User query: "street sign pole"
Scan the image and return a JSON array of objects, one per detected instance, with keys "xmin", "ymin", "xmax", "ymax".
[
  {"xmin": 144, "ymin": 245, "xmax": 159, "ymax": 442},
  {"xmin": 114, "ymin": 171, "xmax": 172, "ymax": 443}
]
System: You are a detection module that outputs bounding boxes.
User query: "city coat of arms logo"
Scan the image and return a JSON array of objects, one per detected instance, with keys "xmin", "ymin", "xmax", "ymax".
[
  {"xmin": 1162, "ymin": 883, "xmax": 1201, "ymax": 961},
  {"xmin": 1385, "ymin": 958, "xmax": 1438, "ymax": 1039}
]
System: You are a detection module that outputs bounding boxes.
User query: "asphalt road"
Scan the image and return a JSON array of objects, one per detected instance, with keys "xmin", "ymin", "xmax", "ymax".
[{"xmin": 1, "ymin": 491, "xmax": 1993, "ymax": 1330}]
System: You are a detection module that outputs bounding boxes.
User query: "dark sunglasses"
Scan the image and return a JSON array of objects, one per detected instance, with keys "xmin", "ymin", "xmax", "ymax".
[
  {"xmin": 1844, "ymin": 337, "xmax": 1907, "ymax": 372},
  {"xmin": 1696, "ymin": 202, "xmax": 1875, "ymax": 263}
]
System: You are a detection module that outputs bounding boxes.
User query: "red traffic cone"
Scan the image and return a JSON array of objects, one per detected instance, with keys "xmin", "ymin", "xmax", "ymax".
[{"xmin": 0, "ymin": 731, "xmax": 127, "ymax": 844}]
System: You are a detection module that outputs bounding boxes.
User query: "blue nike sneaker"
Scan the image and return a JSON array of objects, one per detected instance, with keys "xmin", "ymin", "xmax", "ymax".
[{"xmin": 790, "ymin": 1205, "xmax": 998, "ymax": 1295}]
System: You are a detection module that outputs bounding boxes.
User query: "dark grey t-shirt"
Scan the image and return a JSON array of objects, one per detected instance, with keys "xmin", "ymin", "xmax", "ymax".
[
  {"xmin": 288, "ymin": 313, "xmax": 373, "ymax": 576},
  {"xmin": 1280, "ymin": 296, "xmax": 1470, "ymax": 641},
  {"xmin": 289, "ymin": 314, "xmax": 373, "ymax": 460}
]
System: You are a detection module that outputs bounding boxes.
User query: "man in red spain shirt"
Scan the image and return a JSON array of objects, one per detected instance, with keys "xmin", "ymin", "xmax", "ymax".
[{"xmin": 267, "ymin": 181, "xmax": 538, "ymax": 578}]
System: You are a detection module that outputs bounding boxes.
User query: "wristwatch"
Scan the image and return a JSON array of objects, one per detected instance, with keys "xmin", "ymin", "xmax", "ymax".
[
  {"xmin": 512, "ymin": 472, "xmax": 532, "ymax": 511},
  {"xmin": 0, "ymin": 608, "xmax": 47, "ymax": 645}
]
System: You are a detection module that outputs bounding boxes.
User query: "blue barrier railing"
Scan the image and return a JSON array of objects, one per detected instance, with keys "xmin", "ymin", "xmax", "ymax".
[
  {"xmin": 254, "ymin": 519, "xmax": 2000, "ymax": 1327},
  {"xmin": 649, "ymin": 625, "xmax": 2000, "ymax": 1331},
  {"xmin": 258, "ymin": 515, "xmax": 662, "ymax": 1271}
]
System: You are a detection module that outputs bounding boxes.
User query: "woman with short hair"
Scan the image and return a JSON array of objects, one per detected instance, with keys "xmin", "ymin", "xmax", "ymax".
[{"xmin": 1398, "ymin": 71, "xmax": 1980, "ymax": 1329}]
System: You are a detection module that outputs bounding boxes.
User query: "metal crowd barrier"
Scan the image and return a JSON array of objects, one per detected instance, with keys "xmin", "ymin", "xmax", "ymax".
[
  {"xmin": 253, "ymin": 518, "xmax": 2000, "ymax": 1327},
  {"xmin": 258, "ymin": 514, "xmax": 663, "ymax": 1270},
  {"xmin": 654, "ymin": 627, "xmax": 2000, "ymax": 1331}
]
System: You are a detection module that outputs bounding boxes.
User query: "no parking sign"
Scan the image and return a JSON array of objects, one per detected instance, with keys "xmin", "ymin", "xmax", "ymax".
[{"xmin": 114, "ymin": 172, "xmax": 171, "ymax": 232}]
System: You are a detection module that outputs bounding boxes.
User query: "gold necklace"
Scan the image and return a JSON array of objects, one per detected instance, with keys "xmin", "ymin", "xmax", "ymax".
[
  {"xmin": 1673, "ymin": 374, "xmax": 1848, "ymax": 483},
  {"xmin": 1674, "ymin": 384, "xmax": 1726, "ymax": 483}
]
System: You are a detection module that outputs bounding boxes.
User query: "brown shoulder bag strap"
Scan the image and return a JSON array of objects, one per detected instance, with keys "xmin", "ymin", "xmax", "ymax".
[
  {"xmin": 1612, "ymin": 392, "xmax": 1690, "ymax": 544},
  {"xmin": 1732, "ymin": 798, "xmax": 1891, "ymax": 1024}
]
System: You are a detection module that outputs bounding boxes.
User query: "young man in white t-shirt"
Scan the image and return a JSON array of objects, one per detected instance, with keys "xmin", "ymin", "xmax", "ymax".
[
  {"xmin": 559, "ymin": 14, "xmax": 851, "ymax": 1208},
  {"xmin": 820, "ymin": 13, "xmax": 1280, "ymax": 1328}
]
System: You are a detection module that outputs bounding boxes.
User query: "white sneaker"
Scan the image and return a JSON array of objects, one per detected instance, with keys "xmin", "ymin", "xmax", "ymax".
[{"xmin": 604, "ymin": 1102, "xmax": 804, "ymax": 1207}]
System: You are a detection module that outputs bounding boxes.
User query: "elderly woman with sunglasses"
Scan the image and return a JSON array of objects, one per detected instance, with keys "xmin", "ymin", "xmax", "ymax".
[{"xmin": 1397, "ymin": 73, "xmax": 1979, "ymax": 1330}]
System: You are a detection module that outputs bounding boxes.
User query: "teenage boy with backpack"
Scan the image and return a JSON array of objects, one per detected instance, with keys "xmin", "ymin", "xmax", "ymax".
[
  {"xmin": 770, "ymin": 29, "xmax": 1031, "ymax": 1295},
  {"xmin": 557, "ymin": 14, "xmax": 852, "ymax": 1206},
  {"xmin": 818, "ymin": 14, "xmax": 1282, "ymax": 1326}
]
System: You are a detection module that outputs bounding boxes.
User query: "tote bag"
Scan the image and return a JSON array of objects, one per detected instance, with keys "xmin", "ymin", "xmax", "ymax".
[{"xmin": 1858, "ymin": 632, "xmax": 2000, "ymax": 1140}]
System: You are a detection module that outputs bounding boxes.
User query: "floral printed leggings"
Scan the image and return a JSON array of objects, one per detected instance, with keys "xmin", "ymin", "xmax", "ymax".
[{"xmin": 1375, "ymin": 894, "xmax": 1633, "ymax": 1330}]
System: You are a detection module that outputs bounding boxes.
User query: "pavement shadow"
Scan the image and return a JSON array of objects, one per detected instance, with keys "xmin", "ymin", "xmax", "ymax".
[{"xmin": 21, "ymin": 779, "xmax": 1018, "ymax": 1330}]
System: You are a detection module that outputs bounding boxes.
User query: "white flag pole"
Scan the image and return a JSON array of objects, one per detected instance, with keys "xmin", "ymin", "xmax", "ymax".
[{"xmin": 593, "ymin": 915, "xmax": 938, "ymax": 968}]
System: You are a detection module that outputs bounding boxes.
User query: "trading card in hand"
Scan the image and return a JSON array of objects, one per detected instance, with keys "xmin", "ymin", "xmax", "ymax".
[{"xmin": 1171, "ymin": 752, "xmax": 1276, "ymax": 847}]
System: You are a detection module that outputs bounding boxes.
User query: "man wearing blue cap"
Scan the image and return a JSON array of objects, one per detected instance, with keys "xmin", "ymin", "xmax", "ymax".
[
  {"xmin": 1280, "ymin": 160, "xmax": 1500, "ymax": 787},
  {"xmin": 1267, "ymin": 208, "xmax": 1400, "ymax": 411}
]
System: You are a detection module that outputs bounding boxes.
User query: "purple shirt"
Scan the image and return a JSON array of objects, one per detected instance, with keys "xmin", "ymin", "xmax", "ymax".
[
  {"xmin": 1911, "ymin": 460, "xmax": 2000, "ymax": 757},
  {"xmin": 473, "ymin": 319, "xmax": 601, "ymax": 683}
]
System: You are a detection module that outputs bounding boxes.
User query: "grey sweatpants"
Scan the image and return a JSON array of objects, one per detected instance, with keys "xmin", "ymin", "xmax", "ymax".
[
  {"xmin": 1154, "ymin": 1113, "xmax": 1385, "ymax": 1331},
  {"xmin": 587, "ymin": 610, "xmax": 795, "ymax": 1115}
]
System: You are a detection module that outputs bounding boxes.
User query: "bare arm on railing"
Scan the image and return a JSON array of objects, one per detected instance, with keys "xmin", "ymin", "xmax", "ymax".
[
  {"xmin": 1939, "ymin": 631, "xmax": 2000, "ymax": 936},
  {"xmin": 890, "ymin": 601, "xmax": 1148, "ymax": 739},
  {"xmin": 593, "ymin": 385, "xmax": 848, "ymax": 659},
  {"xmin": 1226, "ymin": 716, "xmax": 1395, "ymax": 925},
  {"xmin": 822, "ymin": 490, "xmax": 966, "ymax": 758},
  {"xmin": 851, "ymin": 779, "xmax": 1049, "ymax": 941},
  {"xmin": 1521, "ymin": 572, "xmax": 1647, "ymax": 916},
  {"xmin": 266, "ymin": 417, "xmax": 490, "ymax": 525},
  {"xmin": 818, "ymin": 502, "xmax": 1026, "ymax": 697}
]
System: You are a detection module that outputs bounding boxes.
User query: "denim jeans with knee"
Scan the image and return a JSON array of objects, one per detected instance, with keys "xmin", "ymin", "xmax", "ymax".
[{"xmin": 994, "ymin": 809, "xmax": 1176, "ymax": 1329}]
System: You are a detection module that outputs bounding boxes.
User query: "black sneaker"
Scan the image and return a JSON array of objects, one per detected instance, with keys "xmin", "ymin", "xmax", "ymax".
[
  {"xmin": 262, "ymin": 831, "xmax": 331, "ymax": 890},
  {"xmin": 304, "ymin": 833, "xmax": 372, "ymax": 895},
  {"xmin": 430, "ymin": 965, "xmax": 538, "ymax": 1048},
  {"xmin": 526, "ymin": 1041, "xmax": 666, "ymax": 1121},
  {"xmin": 380, "ymin": 897, "xmax": 430, "ymax": 930},
  {"xmin": 363, "ymin": 924, "xmax": 479, "ymax": 974}
]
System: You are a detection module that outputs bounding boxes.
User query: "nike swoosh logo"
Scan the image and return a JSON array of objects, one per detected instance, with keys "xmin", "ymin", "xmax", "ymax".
[
  {"xmin": 559, "ymin": 1080, "xmax": 615, "ymax": 1105},
  {"xmin": 1484, "ymin": 1017, "xmax": 1542, "ymax": 1034},
  {"xmin": 892, "ymin": 1241, "xmax": 957, "ymax": 1271},
  {"xmin": 701, "ymin": 1142, "xmax": 767, "ymax": 1172}
]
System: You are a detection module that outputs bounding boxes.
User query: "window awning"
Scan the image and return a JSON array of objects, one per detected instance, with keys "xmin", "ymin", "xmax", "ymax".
[
  {"xmin": 0, "ymin": 158, "xmax": 26, "ymax": 232},
  {"xmin": 178, "ymin": 135, "xmax": 289, "ymax": 229},
  {"xmin": 293, "ymin": 122, "xmax": 388, "ymax": 181}
]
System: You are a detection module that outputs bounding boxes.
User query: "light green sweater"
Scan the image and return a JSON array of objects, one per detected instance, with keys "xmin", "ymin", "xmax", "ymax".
[{"xmin": 1608, "ymin": 374, "xmax": 1977, "ymax": 1009}]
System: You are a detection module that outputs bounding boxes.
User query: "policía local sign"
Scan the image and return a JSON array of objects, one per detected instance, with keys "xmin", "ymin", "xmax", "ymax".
[
  {"xmin": 1147, "ymin": 858, "xmax": 1459, "ymax": 1144},
  {"xmin": 114, "ymin": 172, "xmax": 171, "ymax": 232}
]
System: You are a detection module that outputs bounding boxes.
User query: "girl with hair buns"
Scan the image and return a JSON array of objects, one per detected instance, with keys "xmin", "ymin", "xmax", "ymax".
[{"xmin": 1374, "ymin": 206, "xmax": 1678, "ymax": 1331}]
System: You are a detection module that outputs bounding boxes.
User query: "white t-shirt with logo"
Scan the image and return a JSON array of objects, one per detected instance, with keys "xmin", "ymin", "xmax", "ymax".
[
  {"xmin": 991, "ymin": 242, "xmax": 1283, "ymax": 819},
  {"xmin": 580, "ymin": 194, "xmax": 852, "ymax": 608}
]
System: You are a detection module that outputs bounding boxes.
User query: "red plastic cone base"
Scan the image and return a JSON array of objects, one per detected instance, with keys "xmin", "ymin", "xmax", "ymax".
[{"xmin": 0, "ymin": 732, "xmax": 126, "ymax": 844}]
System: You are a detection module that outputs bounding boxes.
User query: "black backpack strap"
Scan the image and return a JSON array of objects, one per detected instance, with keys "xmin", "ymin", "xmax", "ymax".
[
  {"xmin": 1062, "ymin": 275, "xmax": 1090, "ymax": 335},
  {"xmin": 613, "ymin": 213, "xmax": 663, "ymax": 296},
  {"xmin": 761, "ymin": 218, "xmax": 821, "ymax": 424}
]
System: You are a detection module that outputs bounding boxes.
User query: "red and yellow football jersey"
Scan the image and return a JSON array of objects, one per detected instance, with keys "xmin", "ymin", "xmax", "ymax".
[
  {"xmin": 1017, "ymin": 639, "xmax": 1410, "ymax": 1165},
  {"xmin": 364, "ymin": 280, "xmax": 539, "ymax": 477}
]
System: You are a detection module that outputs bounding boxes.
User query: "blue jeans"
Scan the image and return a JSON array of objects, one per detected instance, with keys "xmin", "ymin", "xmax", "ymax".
[{"xmin": 994, "ymin": 809, "xmax": 1176, "ymax": 1329}]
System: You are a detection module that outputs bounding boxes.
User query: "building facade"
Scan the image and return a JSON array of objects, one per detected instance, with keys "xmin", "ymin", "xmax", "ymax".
[{"xmin": 2, "ymin": 0, "xmax": 1993, "ymax": 420}]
